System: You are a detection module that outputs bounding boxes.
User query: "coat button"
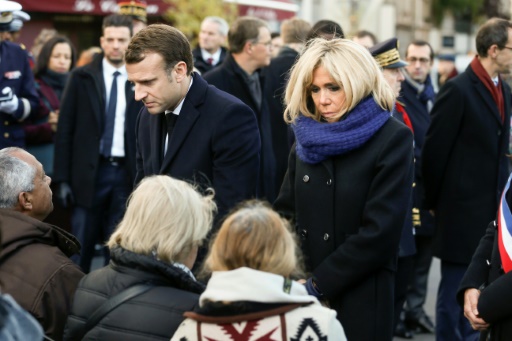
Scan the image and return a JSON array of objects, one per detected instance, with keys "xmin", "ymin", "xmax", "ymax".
[
  {"xmin": 3, "ymin": 132, "xmax": 8, "ymax": 138},
  {"xmin": 326, "ymin": 179, "xmax": 332, "ymax": 186},
  {"xmin": 498, "ymin": 130, "xmax": 502, "ymax": 136},
  {"xmin": 323, "ymin": 233, "xmax": 329, "ymax": 241},
  {"xmin": 303, "ymin": 175, "xmax": 310, "ymax": 183},
  {"xmin": 3, "ymin": 121, "xmax": 8, "ymax": 125},
  {"xmin": 300, "ymin": 229, "xmax": 308, "ymax": 238}
]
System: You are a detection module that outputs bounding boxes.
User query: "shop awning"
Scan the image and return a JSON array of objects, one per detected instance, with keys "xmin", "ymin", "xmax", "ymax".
[
  {"xmin": 17, "ymin": 0, "xmax": 298, "ymax": 20},
  {"xmin": 16, "ymin": 0, "xmax": 168, "ymax": 16}
]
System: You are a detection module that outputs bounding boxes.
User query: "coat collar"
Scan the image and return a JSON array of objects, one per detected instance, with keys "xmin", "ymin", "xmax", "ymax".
[{"xmin": 467, "ymin": 65, "xmax": 509, "ymax": 126}]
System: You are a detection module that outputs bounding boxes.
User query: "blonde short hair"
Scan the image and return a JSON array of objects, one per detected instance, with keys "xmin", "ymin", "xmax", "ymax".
[
  {"xmin": 205, "ymin": 200, "xmax": 303, "ymax": 278},
  {"xmin": 284, "ymin": 38, "xmax": 394, "ymax": 123},
  {"xmin": 107, "ymin": 175, "xmax": 216, "ymax": 264}
]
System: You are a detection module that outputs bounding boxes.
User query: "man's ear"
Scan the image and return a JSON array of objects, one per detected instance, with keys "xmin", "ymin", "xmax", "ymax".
[
  {"xmin": 18, "ymin": 191, "xmax": 32, "ymax": 212},
  {"xmin": 174, "ymin": 61, "xmax": 188, "ymax": 81},
  {"xmin": 244, "ymin": 41, "xmax": 253, "ymax": 55}
]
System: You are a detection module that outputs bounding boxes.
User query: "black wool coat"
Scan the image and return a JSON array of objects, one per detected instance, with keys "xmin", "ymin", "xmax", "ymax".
[
  {"xmin": 422, "ymin": 65, "xmax": 511, "ymax": 265},
  {"xmin": 275, "ymin": 117, "xmax": 414, "ymax": 341},
  {"xmin": 457, "ymin": 181, "xmax": 512, "ymax": 341}
]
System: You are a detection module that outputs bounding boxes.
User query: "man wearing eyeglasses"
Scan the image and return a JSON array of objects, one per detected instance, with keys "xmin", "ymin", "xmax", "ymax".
[
  {"xmin": 204, "ymin": 16, "xmax": 277, "ymax": 202},
  {"xmin": 399, "ymin": 39, "xmax": 438, "ymax": 338},
  {"xmin": 423, "ymin": 18, "xmax": 512, "ymax": 341}
]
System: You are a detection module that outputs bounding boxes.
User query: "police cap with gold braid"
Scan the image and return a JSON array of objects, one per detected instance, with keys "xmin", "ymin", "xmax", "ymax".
[
  {"xmin": 369, "ymin": 37, "xmax": 408, "ymax": 69},
  {"xmin": 118, "ymin": 0, "xmax": 147, "ymax": 24}
]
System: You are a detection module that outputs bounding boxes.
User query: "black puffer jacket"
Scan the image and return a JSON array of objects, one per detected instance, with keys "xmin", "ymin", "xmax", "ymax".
[{"xmin": 64, "ymin": 247, "xmax": 205, "ymax": 341}]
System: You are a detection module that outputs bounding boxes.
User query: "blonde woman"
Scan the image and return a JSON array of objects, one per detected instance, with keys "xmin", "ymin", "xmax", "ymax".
[
  {"xmin": 274, "ymin": 38, "xmax": 414, "ymax": 340},
  {"xmin": 171, "ymin": 200, "xmax": 346, "ymax": 340},
  {"xmin": 64, "ymin": 175, "xmax": 216, "ymax": 341}
]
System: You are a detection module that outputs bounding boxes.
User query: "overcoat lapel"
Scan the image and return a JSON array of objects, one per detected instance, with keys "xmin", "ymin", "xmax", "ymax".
[
  {"xmin": 469, "ymin": 67, "xmax": 503, "ymax": 126},
  {"xmin": 149, "ymin": 112, "xmax": 165, "ymax": 171},
  {"xmin": 160, "ymin": 104, "xmax": 200, "ymax": 172}
]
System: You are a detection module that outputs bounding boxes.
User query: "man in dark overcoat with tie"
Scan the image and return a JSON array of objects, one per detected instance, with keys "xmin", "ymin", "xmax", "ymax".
[
  {"xmin": 53, "ymin": 14, "xmax": 143, "ymax": 273},
  {"xmin": 125, "ymin": 24, "xmax": 260, "ymax": 227}
]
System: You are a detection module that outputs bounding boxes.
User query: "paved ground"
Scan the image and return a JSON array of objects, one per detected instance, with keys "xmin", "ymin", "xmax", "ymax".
[{"xmin": 393, "ymin": 258, "xmax": 439, "ymax": 341}]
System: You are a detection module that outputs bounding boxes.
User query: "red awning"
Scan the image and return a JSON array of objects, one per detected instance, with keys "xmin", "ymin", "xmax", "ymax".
[
  {"xmin": 17, "ymin": 0, "xmax": 298, "ymax": 20},
  {"xmin": 16, "ymin": 0, "xmax": 168, "ymax": 16}
]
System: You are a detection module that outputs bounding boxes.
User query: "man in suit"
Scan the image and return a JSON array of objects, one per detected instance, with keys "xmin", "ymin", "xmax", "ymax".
[
  {"xmin": 54, "ymin": 14, "xmax": 143, "ymax": 273},
  {"xmin": 400, "ymin": 39, "xmax": 437, "ymax": 336},
  {"xmin": 204, "ymin": 16, "xmax": 277, "ymax": 202},
  {"xmin": 422, "ymin": 18, "xmax": 512, "ymax": 341},
  {"xmin": 125, "ymin": 24, "xmax": 260, "ymax": 225},
  {"xmin": 263, "ymin": 18, "xmax": 311, "ymax": 189},
  {"xmin": 192, "ymin": 16, "xmax": 228, "ymax": 75}
]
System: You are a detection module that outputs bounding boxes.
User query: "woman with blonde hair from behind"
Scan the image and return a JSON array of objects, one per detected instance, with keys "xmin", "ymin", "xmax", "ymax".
[
  {"xmin": 64, "ymin": 175, "xmax": 216, "ymax": 340},
  {"xmin": 171, "ymin": 200, "xmax": 346, "ymax": 340}
]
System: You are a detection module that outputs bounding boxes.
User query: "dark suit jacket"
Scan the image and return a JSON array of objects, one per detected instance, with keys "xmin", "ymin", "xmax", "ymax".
[
  {"xmin": 204, "ymin": 54, "xmax": 277, "ymax": 202},
  {"xmin": 275, "ymin": 117, "xmax": 413, "ymax": 340},
  {"xmin": 399, "ymin": 79, "xmax": 436, "ymax": 236},
  {"xmin": 263, "ymin": 46, "xmax": 299, "ymax": 189},
  {"xmin": 192, "ymin": 46, "xmax": 227, "ymax": 75},
  {"xmin": 422, "ymin": 65, "xmax": 511, "ymax": 264},
  {"xmin": 53, "ymin": 53, "xmax": 142, "ymax": 208},
  {"xmin": 135, "ymin": 73, "xmax": 260, "ymax": 222},
  {"xmin": 0, "ymin": 41, "xmax": 39, "ymax": 148}
]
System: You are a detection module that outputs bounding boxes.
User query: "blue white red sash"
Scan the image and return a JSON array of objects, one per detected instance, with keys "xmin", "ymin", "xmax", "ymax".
[{"xmin": 498, "ymin": 173, "xmax": 512, "ymax": 273}]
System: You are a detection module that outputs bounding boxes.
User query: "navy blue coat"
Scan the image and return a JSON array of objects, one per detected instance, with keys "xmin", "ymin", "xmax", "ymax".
[
  {"xmin": 0, "ymin": 41, "xmax": 39, "ymax": 148},
  {"xmin": 399, "ymin": 79, "xmax": 436, "ymax": 236},
  {"xmin": 134, "ymin": 73, "xmax": 260, "ymax": 223},
  {"xmin": 204, "ymin": 54, "xmax": 277, "ymax": 202}
]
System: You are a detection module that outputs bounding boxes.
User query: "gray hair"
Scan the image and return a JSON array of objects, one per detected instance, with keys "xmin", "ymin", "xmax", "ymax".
[
  {"xmin": 203, "ymin": 16, "xmax": 229, "ymax": 37},
  {"xmin": 0, "ymin": 148, "xmax": 36, "ymax": 209}
]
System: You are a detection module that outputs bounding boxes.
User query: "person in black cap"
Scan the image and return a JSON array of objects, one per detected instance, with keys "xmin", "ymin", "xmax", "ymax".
[
  {"xmin": 118, "ymin": 0, "xmax": 147, "ymax": 34},
  {"xmin": 371, "ymin": 37, "xmax": 416, "ymax": 339},
  {"xmin": 0, "ymin": 1, "xmax": 39, "ymax": 149}
]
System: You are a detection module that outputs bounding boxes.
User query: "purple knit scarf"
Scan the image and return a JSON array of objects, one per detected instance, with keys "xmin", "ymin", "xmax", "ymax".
[{"xmin": 292, "ymin": 96, "xmax": 391, "ymax": 164}]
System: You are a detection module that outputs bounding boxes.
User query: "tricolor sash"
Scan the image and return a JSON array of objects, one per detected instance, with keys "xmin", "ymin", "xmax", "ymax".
[{"xmin": 498, "ymin": 173, "xmax": 512, "ymax": 273}]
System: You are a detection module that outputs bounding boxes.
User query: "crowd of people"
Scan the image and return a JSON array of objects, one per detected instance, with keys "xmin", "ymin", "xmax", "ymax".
[{"xmin": 1, "ymin": 0, "xmax": 512, "ymax": 340}]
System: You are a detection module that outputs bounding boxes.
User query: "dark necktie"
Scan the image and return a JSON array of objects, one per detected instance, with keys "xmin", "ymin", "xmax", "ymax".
[
  {"xmin": 164, "ymin": 112, "xmax": 177, "ymax": 156},
  {"xmin": 207, "ymin": 57, "xmax": 214, "ymax": 65},
  {"xmin": 101, "ymin": 71, "xmax": 120, "ymax": 157}
]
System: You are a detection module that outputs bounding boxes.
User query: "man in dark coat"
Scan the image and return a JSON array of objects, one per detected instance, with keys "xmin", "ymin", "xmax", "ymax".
[
  {"xmin": 125, "ymin": 24, "xmax": 260, "ymax": 225},
  {"xmin": 204, "ymin": 16, "xmax": 277, "ymax": 202},
  {"xmin": 263, "ymin": 18, "xmax": 311, "ymax": 189},
  {"xmin": 457, "ymin": 205, "xmax": 512, "ymax": 340},
  {"xmin": 192, "ymin": 16, "xmax": 228, "ymax": 75},
  {"xmin": 422, "ymin": 18, "xmax": 512, "ymax": 341},
  {"xmin": 0, "ymin": 147, "xmax": 84, "ymax": 340},
  {"xmin": 400, "ymin": 39, "xmax": 437, "ymax": 335},
  {"xmin": 53, "ymin": 15, "xmax": 143, "ymax": 273}
]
